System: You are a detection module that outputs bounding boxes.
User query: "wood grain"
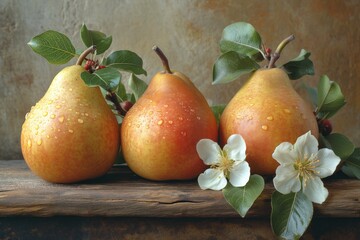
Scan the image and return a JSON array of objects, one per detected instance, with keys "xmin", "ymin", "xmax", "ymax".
[{"xmin": 0, "ymin": 160, "xmax": 359, "ymax": 218}]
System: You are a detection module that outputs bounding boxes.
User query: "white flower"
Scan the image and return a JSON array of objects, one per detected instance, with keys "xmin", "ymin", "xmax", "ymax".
[
  {"xmin": 272, "ymin": 131, "xmax": 341, "ymax": 204},
  {"xmin": 196, "ymin": 134, "xmax": 250, "ymax": 190}
]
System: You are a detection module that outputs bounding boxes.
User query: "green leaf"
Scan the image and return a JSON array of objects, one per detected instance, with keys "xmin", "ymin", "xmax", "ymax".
[
  {"xmin": 115, "ymin": 82, "xmax": 127, "ymax": 102},
  {"xmin": 319, "ymin": 134, "xmax": 332, "ymax": 149},
  {"xmin": 282, "ymin": 49, "xmax": 315, "ymax": 80},
  {"xmin": 28, "ymin": 30, "xmax": 76, "ymax": 64},
  {"xmin": 317, "ymin": 75, "xmax": 346, "ymax": 119},
  {"xmin": 128, "ymin": 74, "xmax": 147, "ymax": 100},
  {"xmin": 128, "ymin": 93, "xmax": 136, "ymax": 104},
  {"xmin": 213, "ymin": 51, "xmax": 259, "ymax": 84},
  {"xmin": 324, "ymin": 133, "xmax": 355, "ymax": 160},
  {"xmin": 101, "ymin": 57, "xmax": 107, "ymax": 66},
  {"xmin": 106, "ymin": 50, "xmax": 147, "ymax": 76},
  {"xmin": 317, "ymin": 75, "xmax": 331, "ymax": 108},
  {"xmin": 81, "ymin": 68, "xmax": 121, "ymax": 91},
  {"xmin": 220, "ymin": 22, "xmax": 264, "ymax": 59},
  {"xmin": 222, "ymin": 175, "xmax": 264, "ymax": 218},
  {"xmin": 211, "ymin": 104, "xmax": 226, "ymax": 125},
  {"xmin": 96, "ymin": 36, "xmax": 112, "ymax": 55},
  {"xmin": 342, "ymin": 148, "xmax": 360, "ymax": 179},
  {"xmin": 271, "ymin": 191, "xmax": 313, "ymax": 240},
  {"xmin": 80, "ymin": 24, "xmax": 112, "ymax": 54},
  {"xmin": 115, "ymin": 114, "xmax": 124, "ymax": 125}
]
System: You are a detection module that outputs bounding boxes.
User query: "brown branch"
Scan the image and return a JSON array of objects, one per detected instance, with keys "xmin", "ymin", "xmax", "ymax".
[{"xmin": 76, "ymin": 45, "xmax": 97, "ymax": 66}]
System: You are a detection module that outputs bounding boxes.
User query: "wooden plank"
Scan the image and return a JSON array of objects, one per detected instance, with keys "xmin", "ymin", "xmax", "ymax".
[
  {"xmin": 0, "ymin": 160, "xmax": 359, "ymax": 218},
  {"xmin": 2, "ymin": 216, "xmax": 360, "ymax": 240}
]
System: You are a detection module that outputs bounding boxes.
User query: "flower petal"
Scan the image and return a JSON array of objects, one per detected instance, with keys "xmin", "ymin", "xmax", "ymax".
[
  {"xmin": 315, "ymin": 148, "xmax": 341, "ymax": 178},
  {"xmin": 303, "ymin": 176, "xmax": 328, "ymax": 204},
  {"xmin": 229, "ymin": 161, "xmax": 251, "ymax": 187},
  {"xmin": 294, "ymin": 131, "xmax": 319, "ymax": 159},
  {"xmin": 273, "ymin": 164, "xmax": 301, "ymax": 194},
  {"xmin": 196, "ymin": 139, "xmax": 221, "ymax": 165},
  {"xmin": 198, "ymin": 168, "xmax": 227, "ymax": 190},
  {"xmin": 272, "ymin": 142, "xmax": 297, "ymax": 165},
  {"xmin": 223, "ymin": 134, "xmax": 246, "ymax": 162}
]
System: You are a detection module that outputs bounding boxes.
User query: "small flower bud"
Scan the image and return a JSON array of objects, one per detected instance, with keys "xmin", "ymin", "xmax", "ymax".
[
  {"xmin": 319, "ymin": 119, "xmax": 332, "ymax": 136},
  {"xmin": 120, "ymin": 101, "xmax": 134, "ymax": 112}
]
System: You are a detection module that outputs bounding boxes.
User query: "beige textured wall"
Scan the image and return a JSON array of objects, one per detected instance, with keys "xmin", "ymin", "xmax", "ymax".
[{"xmin": 1, "ymin": 0, "xmax": 359, "ymax": 160}]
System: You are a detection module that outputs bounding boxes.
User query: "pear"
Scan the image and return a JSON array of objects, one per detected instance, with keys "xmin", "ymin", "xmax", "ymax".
[
  {"xmin": 121, "ymin": 46, "xmax": 218, "ymax": 181},
  {"xmin": 219, "ymin": 68, "xmax": 318, "ymax": 175},
  {"xmin": 21, "ymin": 63, "xmax": 119, "ymax": 183}
]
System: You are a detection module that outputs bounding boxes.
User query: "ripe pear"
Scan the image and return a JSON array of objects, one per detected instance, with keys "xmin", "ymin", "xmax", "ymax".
[
  {"xmin": 21, "ymin": 65, "xmax": 119, "ymax": 183},
  {"xmin": 219, "ymin": 68, "xmax": 318, "ymax": 175},
  {"xmin": 121, "ymin": 46, "xmax": 218, "ymax": 181}
]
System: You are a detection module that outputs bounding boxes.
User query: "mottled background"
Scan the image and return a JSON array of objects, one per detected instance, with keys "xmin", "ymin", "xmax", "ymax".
[{"xmin": 1, "ymin": 0, "xmax": 359, "ymax": 160}]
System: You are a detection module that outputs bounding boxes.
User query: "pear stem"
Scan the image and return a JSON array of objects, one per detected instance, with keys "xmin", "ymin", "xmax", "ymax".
[
  {"xmin": 76, "ymin": 45, "xmax": 97, "ymax": 66},
  {"xmin": 152, "ymin": 45, "xmax": 172, "ymax": 74},
  {"xmin": 268, "ymin": 35, "xmax": 295, "ymax": 68}
]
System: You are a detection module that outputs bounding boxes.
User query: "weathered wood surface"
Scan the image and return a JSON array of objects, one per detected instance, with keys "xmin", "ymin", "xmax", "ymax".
[
  {"xmin": 2, "ymin": 217, "xmax": 360, "ymax": 240},
  {"xmin": 1, "ymin": 160, "xmax": 359, "ymax": 218}
]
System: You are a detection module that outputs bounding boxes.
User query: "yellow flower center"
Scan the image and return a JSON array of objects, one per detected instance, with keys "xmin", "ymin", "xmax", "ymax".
[
  {"xmin": 212, "ymin": 150, "xmax": 234, "ymax": 177},
  {"xmin": 294, "ymin": 155, "xmax": 320, "ymax": 187}
]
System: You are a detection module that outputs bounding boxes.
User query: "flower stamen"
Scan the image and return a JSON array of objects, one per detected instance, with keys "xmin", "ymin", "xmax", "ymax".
[
  {"xmin": 294, "ymin": 154, "xmax": 320, "ymax": 187},
  {"xmin": 211, "ymin": 150, "xmax": 234, "ymax": 177}
]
